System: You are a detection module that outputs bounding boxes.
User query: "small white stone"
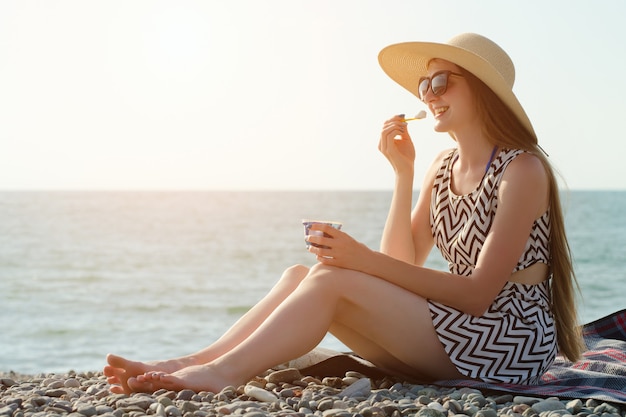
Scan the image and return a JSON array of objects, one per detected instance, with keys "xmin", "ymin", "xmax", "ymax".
[
  {"xmin": 243, "ymin": 384, "xmax": 279, "ymax": 403},
  {"xmin": 428, "ymin": 402, "xmax": 447, "ymax": 412}
]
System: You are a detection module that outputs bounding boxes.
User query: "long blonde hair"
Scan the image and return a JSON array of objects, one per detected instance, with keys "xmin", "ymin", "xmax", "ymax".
[{"xmin": 461, "ymin": 68, "xmax": 585, "ymax": 362}]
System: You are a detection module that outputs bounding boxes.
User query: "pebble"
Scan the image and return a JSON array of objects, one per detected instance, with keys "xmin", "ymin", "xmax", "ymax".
[
  {"xmin": 244, "ymin": 385, "xmax": 279, "ymax": 403},
  {"xmin": 266, "ymin": 368, "xmax": 302, "ymax": 384},
  {"xmin": 416, "ymin": 408, "xmax": 446, "ymax": 417},
  {"xmin": 0, "ymin": 370, "xmax": 624, "ymax": 417},
  {"xmin": 532, "ymin": 398, "xmax": 568, "ymax": 413},
  {"xmin": 338, "ymin": 377, "xmax": 371, "ymax": 398}
]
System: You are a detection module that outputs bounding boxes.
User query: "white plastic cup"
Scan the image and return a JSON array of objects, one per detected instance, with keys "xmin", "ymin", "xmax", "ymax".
[{"xmin": 302, "ymin": 219, "xmax": 342, "ymax": 249}]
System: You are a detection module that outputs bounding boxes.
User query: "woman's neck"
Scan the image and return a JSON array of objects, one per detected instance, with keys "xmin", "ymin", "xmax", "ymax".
[
  {"xmin": 453, "ymin": 128, "xmax": 495, "ymax": 174},
  {"xmin": 449, "ymin": 132, "xmax": 497, "ymax": 195}
]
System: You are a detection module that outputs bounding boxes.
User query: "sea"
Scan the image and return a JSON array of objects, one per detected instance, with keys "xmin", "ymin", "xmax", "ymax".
[{"xmin": 1, "ymin": 191, "xmax": 624, "ymax": 374}]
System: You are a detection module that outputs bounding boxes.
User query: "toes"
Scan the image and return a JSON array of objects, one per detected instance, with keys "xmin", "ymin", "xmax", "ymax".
[
  {"xmin": 157, "ymin": 374, "xmax": 178, "ymax": 387},
  {"xmin": 127, "ymin": 377, "xmax": 155, "ymax": 394},
  {"xmin": 106, "ymin": 353, "xmax": 130, "ymax": 368},
  {"xmin": 128, "ymin": 373, "xmax": 178, "ymax": 393},
  {"xmin": 104, "ymin": 366, "xmax": 121, "ymax": 384},
  {"xmin": 137, "ymin": 371, "xmax": 167, "ymax": 383},
  {"xmin": 103, "ymin": 365, "xmax": 115, "ymax": 377},
  {"xmin": 134, "ymin": 371, "xmax": 171, "ymax": 389},
  {"xmin": 109, "ymin": 385, "xmax": 126, "ymax": 395},
  {"xmin": 152, "ymin": 371, "xmax": 167, "ymax": 380}
]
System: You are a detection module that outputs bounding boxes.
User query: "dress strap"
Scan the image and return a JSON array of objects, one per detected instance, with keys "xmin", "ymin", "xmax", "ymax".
[{"xmin": 485, "ymin": 146, "xmax": 498, "ymax": 173}]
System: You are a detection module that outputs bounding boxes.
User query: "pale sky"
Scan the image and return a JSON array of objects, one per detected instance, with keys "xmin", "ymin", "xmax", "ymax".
[{"xmin": 1, "ymin": 0, "xmax": 625, "ymax": 190}]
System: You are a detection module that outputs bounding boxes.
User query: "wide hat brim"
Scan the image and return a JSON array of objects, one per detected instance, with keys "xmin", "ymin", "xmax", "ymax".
[{"xmin": 378, "ymin": 33, "xmax": 535, "ymax": 137}]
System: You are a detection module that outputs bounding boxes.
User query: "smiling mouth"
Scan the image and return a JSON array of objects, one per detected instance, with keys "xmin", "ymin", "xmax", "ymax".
[{"xmin": 434, "ymin": 106, "xmax": 449, "ymax": 116}]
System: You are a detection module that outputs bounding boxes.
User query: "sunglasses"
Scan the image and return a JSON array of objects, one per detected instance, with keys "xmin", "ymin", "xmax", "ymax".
[{"xmin": 418, "ymin": 70, "xmax": 464, "ymax": 101}]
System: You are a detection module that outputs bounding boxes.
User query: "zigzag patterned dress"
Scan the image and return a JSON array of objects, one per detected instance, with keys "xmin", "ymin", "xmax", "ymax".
[{"xmin": 428, "ymin": 148, "xmax": 557, "ymax": 384}]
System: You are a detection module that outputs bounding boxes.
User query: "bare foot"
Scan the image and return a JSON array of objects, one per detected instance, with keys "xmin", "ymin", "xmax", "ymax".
[
  {"xmin": 127, "ymin": 364, "xmax": 233, "ymax": 394},
  {"xmin": 104, "ymin": 354, "xmax": 190, "ymax": 394}
]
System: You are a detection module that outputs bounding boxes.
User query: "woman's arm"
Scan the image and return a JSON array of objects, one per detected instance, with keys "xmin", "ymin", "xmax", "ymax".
[
  {"xmin": 379, "ymin": 165, "xmax": 415, "ymax": 262},
  {"xmin": 378, "ymin": 115, "xmax": 416, "ymax": 262},
  {"xmin": 380, "ymin": 152, "xmax": 442, "ymax": 265},
  {"xmin": 377, "ymin": 115, "xmax": 442, "ymax": 264}
]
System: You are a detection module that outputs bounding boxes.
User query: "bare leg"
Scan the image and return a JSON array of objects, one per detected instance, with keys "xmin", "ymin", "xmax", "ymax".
[
  {"xmin": 128, "ymin": 264, "xmax": 462, "ymax": 393},
  {"xmin": 105, "ymin": 264, "xmax": 310, "ymax": 394}
]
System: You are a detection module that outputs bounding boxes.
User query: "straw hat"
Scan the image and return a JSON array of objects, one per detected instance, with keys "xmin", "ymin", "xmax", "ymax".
[{"xmin": 378, "ymin": 33, "xmax": 535, "ymax": 137}]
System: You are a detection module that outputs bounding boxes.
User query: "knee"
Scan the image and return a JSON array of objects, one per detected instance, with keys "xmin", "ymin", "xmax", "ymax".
[
  {"xmin": 279, "ymin": 264, "xmax": 310, "ymax": 287},
  {"xmin": 282, "ymin": 264, "xmax": 351, "ymax": 290},
  {"xmin": 304, "ymin": 263, "xmax": 345, "ymax": 286},
  {"xmin": 308, "ymin": 263, "xmax": 338, "ymax": 275}
]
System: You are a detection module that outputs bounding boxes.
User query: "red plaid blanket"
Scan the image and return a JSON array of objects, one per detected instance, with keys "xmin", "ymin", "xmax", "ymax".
[{"xmin": 435, "ymin": 309, "xmax": 626, "ymax": 404}]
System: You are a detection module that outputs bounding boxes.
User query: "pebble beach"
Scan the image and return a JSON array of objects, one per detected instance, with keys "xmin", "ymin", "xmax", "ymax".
[{"xmin": 1, "ymin": 369, "xmax": 623, "ymax": 417}]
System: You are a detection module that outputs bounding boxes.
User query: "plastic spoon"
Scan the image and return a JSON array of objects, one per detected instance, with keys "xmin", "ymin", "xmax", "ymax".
[{"xmin": 402, "ymin": 110, "xmax": 427, "ymax": 122}]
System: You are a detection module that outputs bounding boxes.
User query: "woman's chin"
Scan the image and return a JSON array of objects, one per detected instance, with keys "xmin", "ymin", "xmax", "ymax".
[{"xmin": 432, "ymin": 123, "xmax": 447, "ymax": 133}]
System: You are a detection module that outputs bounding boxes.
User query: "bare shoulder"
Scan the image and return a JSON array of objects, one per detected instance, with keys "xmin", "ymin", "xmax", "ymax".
[
  {"xmin": 500, "ymin": 152, "xmax": 549, "ymax": 215},
  {"xmin": 502, "ymin": 152, "xmax": 548, "ymax": 186}
]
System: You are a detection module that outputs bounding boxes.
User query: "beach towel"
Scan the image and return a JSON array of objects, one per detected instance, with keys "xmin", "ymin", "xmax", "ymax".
[{"xmin": 291, "ymin": 309, "xmax": 626, "ymax": 404}]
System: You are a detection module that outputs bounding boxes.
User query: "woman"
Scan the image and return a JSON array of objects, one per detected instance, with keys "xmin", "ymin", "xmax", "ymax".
[{"xmin": 104, "ymin": 33, "xmax": 584, "ymax": 394}]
